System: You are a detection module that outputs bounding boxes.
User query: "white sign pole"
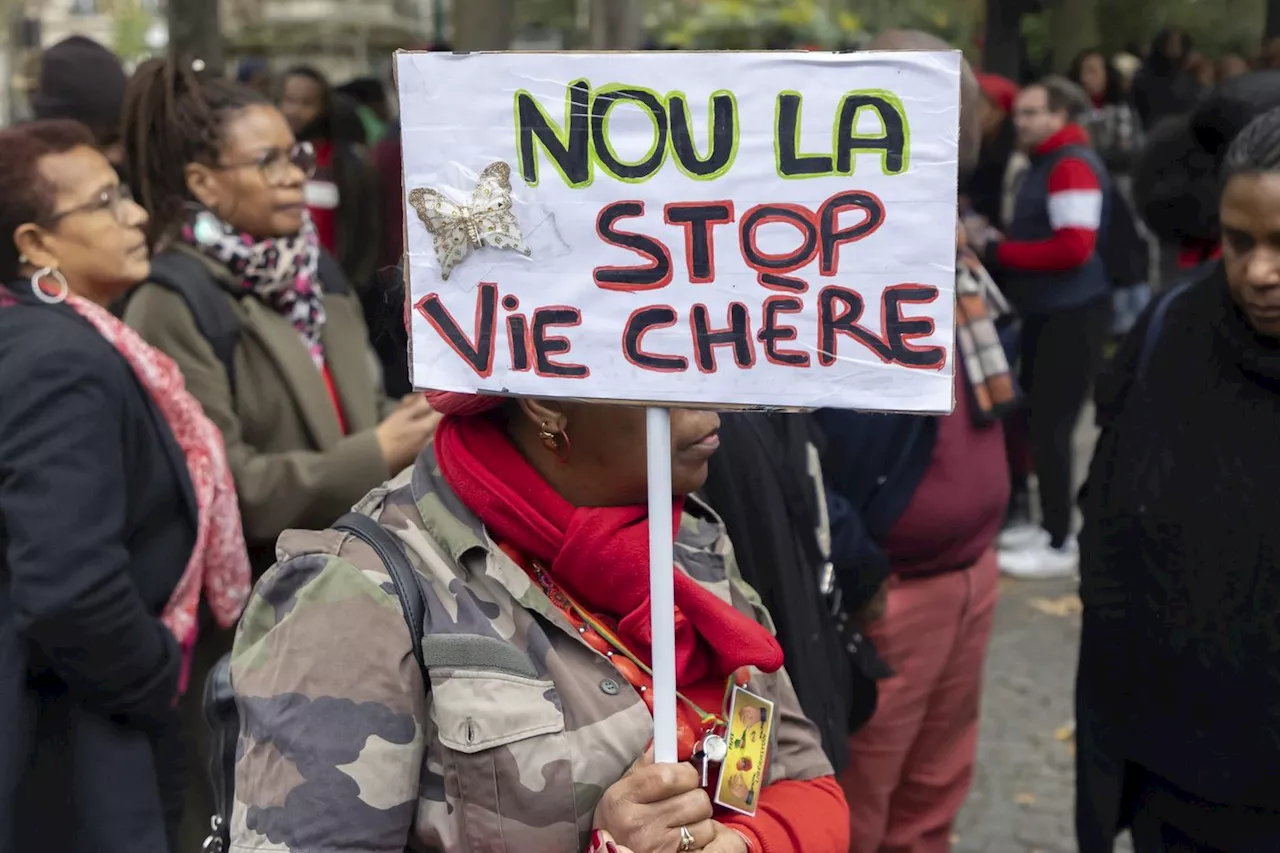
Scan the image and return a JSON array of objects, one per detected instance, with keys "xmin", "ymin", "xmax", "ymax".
[{"xmin": 646, "ymin": 406, "xmax": 678, "ymax": 764}]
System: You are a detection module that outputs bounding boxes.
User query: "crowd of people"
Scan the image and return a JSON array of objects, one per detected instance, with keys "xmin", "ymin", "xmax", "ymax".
[{"xmin": 0, "ymin": 22, "xmax": 1278, "ymax": 853}]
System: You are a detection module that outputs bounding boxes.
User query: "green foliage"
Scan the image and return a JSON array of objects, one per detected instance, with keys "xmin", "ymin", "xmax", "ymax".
[
  {"xmin": 1025, "ymin": 0, "xmax": 1265, "ymax": 63},
  {"xmin": 111, "ymin": 0, "xmax": 156, "ymax": 62},
  {"xmin": 495, "ymin": 0, "xmax": 1268, "ymax": 62},
  {"xmin": 650, "ymin": 0, "xmax": 867, "ymax": 49}
]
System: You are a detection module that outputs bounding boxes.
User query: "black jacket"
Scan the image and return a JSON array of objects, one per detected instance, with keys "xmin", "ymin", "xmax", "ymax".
[
  {"xmin": 0, "ymin": 284, "xmax": 197, "ymax": 853},
  {"xmin": 702, "ymin": 414, "xmax": 874, "ymax": 769},
  {"xmin": 1077, "ymin": 265, "xmax": 1280, "ymax": 848},
  {"xmin": 967, "ymin": 118, "xmax": 1016, "ymax": 227}
]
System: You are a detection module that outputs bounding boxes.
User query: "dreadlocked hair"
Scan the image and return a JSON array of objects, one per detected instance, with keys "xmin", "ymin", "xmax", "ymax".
[
  {"xmin": 122, "ymin": 56, "xmax": 268, "ymax": 248},
  {"xmin": 1223, "ymin": 106, "xmax": 1280, "ymax": 182}
]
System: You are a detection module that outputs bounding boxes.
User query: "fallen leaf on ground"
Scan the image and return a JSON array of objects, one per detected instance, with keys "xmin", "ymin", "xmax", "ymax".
[
  {"xmin": 1055, "ymin": 721, "xmax": 1077, "ymax": 743},
  {"xmin": 1028, "ymin": 595, "xmax": 1082, "ymax": 617},
  {"xmin": 1014, "ymin": 792, "xmax": 1037, "ymax": 806}
]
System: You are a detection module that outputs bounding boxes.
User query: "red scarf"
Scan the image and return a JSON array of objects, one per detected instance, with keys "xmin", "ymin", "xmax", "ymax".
[
  {"xmin": 67, "ymin": 295, "xmax": 251, "ymax": 691},
  {"xmin": 434, "ymin": 414, "xmax": 783, "ymax": 687}
]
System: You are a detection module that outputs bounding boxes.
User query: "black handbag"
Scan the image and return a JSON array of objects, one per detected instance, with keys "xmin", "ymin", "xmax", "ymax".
[{"xmin": 200, "ymin": 512, "xmax": 431, "ymax": 853}]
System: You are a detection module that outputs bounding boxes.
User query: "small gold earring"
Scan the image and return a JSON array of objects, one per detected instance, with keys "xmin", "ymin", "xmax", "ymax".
[{"xmin": 538, "ymin": 421, "xmax": 572, "ymax": 464}]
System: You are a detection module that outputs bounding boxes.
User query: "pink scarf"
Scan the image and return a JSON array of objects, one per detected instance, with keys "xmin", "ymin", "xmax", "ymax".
[{"xmin": 68, "ymin": 295, "xmax": 251, "ymax": 691}]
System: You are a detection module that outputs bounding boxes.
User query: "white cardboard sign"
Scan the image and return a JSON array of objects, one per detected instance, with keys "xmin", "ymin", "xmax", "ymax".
[{"xmin": 396, "ymin": 50, "xmax": 961, "ymax": 412}]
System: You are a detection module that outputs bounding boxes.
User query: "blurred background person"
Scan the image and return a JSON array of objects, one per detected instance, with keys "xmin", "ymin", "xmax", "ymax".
[
  {"xmin": 1068, "ymin": 48, "xmax": 1151, "ymax": 337},
  {"xmin": 0, "ymin": 120, "xmax": 248, "ymax": 853},
  {"xmin": 701, "ymin": 412, "xmax": 865, "ymax": 772},
  {"xmin": 1132, "ymin": 27, "xmax": 1202, "ymax": 128},
  {"xmin": 367, "ymin": 42, "xmax": 453, "ymax": 398},
  {"xmin": 821, "ymin": 34, "xmax": 1013, "ymax": 852},
  {"xmin": 1111, "ymin": 52, "xmax": 1143, "ymax": 96},
  {"xmin": 1218, "ymin": 52, "xmax": 1253, "ymax": 81},
  {"xmin": 119, "ymin": 56, "xmax": 437, "ymax": 851},
  {"xmin": 977, "ymin": 77, "xmax": 1111, "ymax": 579},
  {"xmin": 29, "ymin": 36, "xmax": 129, "ymax": 179},
  {"xmin": 968, "ymin": 72, "xmax": 1020, "ymax": 229},
  {"xmin": 1078, "ymin": 86, "xmax": 1280, "ymax": 853},
  {"xmin": 1070, "ymin": 49, "xmax": 1143, "ymax": 185},
  {"xmin": 1186, "ymin": 51, "xmax": 1217, "ymax": 90},
  {"xmin": 336, "ymin": 76, "xmax": 393, "ymax": 145},
  {"xmin": 279, "ymin": 65, "xmax": 382, "ymax": 289},
  {"xmin": 235, "ymin": 57, "xmax": 274, "ymax": 99},
  {"xmin": 1261, "ymin": 35, "xmax": 1280, "ymax": 71}
]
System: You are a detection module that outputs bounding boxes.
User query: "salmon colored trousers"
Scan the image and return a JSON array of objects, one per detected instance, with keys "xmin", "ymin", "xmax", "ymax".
[{"xmin": 840, "ymin": 548, "xmax": 1000, "ymax": 853}]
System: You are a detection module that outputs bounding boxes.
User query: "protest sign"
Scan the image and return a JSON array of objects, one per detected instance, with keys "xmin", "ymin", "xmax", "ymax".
[{"xmin": 396, "ymin": 50, "xmax": 962, "ymax": 413}]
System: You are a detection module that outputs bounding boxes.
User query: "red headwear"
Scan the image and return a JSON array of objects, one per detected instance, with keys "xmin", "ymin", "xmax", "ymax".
[{"xmin": 977, "ymin": 72, "xmax": 1020, "ymax": 114}]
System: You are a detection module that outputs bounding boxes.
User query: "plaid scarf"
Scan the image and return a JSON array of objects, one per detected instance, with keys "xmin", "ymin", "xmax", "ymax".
[{"xmin": 956, "ymin": 228, "xmax": 1020, "ymax": 425}]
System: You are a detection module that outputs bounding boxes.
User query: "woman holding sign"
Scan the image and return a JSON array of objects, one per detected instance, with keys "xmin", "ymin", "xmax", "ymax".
[{"xmin": 227, "ymin": 394, "xmax": 850, "ymax": 853}]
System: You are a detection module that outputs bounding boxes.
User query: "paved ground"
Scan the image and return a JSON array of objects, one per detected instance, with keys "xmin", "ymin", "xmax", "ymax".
[
  {"xmin": 952, "ymin": 575, "xmax": 1091, "ymax": 853},
  {"xmin": 951, "ymin": 409, "xmax": 1133, "ymax": 853}
]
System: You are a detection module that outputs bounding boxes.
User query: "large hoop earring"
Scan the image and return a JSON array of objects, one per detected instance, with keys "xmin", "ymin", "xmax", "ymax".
[
  {"xmin": 30, "ymin": 267, "xmax": 69, "ymax": 304},
  {"xmin": 538, "ymin": 421, "xmax": 572, "ymax": 464}
]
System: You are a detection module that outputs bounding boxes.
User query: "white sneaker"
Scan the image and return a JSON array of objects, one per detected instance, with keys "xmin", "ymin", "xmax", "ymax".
[
  {"xmin": 999, "ymin": 537, "xmax": 1079, "ymax": 580},
  {"xmin": 998, "ymin": 522, "xmax": 1049, "ymax": 551}
]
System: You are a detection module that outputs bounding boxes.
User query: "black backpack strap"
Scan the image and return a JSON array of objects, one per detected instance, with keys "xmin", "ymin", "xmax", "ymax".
[
  {"xmin": 333, "ymin": 512, "xmax": 431, "ymax": 684},
  {"xmin": 201, "ymin": 655, "xmax": 237, "ymax": 853},
  {"xmin": 1136, "ymin": 278, "xmax": 1194, "ymax": 381},
  {"xmin": 145, "ymin": 251, "xmax": 241, "ymax": 394}
]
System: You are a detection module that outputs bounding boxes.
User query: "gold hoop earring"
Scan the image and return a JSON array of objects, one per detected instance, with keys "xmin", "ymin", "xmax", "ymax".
[
  {"xmin": 30, "ymin": 267, "xmax": 69, "ymax": 304},
  {"xmin": 538, "ymin": 421, "xmax": 572, "ymax": 464}
]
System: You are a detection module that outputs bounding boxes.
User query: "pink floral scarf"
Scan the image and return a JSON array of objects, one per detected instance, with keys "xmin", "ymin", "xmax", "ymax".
[
  {"xmin": 67, "ymin": 295, "xmax": 251, "ymax": 691},
  {"xmin": 180, "ymin": 213, "xmax": 327, "ymax": 368}
]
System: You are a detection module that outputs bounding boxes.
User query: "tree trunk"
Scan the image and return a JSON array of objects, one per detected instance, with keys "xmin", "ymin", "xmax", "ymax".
[
  {"xmin": 1046, "ymin": 0, "xmax": 1096, "ymax": 72},
  {"xmin": 167, "ymin": 0, "xmax": 223, "ymax": 75},
  {"xmin": 983, "ymin": 0, "xmax": 1022, "ymax": 81},
  {"xmin": 589, "ymin": 0, "xmax": 644, "ymax": 49},
  {"xmin": 452, "ymin": 0, "xmax": 516, "ymax": 50},
  {"xmin": 1269, "ymin": 0, "xmax": 1280, "ymax": 37}
]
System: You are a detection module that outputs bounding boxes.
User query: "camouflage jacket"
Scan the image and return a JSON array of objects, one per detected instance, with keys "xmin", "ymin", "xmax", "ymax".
[{"xmin": 229, "ymin": 446, "xmax": 834, "ymax": 853}]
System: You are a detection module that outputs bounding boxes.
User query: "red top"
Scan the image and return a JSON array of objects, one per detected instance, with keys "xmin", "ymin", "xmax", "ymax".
[
  {"xmin": 306, "ymin": 141, "xmax": 339, "ymax": 256},
  {"xmin": 995, "ymin": 124, "xmax": 1104, "ymax": 273},
  {"xmin": 319, "ymin": 362, "xmax": 348, "ymax": 435},
  {"xmin": 881, "ymin": 365, "xmax": 1009, "ymax": 577},
  {"xmin": 1178, "ymin": 242, "xmax": 1221, "ymax": 269},
  {"xmin": 977, "ymin": 72, "xmax": 1019, "ymax": 113}
]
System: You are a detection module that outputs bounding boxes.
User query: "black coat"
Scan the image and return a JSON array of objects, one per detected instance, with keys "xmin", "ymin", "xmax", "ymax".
[
  {"xmin": 1131, "ymin": 67, "xmax": 1201, "ymax": 129},
  {"xmin": 967, "ymin": 118, "xmax": 1016, "ymax": 227},
  {"xmin": 0, "ymin": 283, "xmax": 197, "ymax": 853},
  {"xmin": 700, "ymin": 413, "xmax": 859, "ymax": 771},
  {"xmin": 1077, "ymin": 266, "xmax": 1280, "ymax": 849}
]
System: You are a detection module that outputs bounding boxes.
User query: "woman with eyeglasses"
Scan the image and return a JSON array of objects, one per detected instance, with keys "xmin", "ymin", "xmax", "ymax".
[
  {"xmin": 0, "ymin": 120, "xmax": 250, "ymax": 853},
  {"xmin": 117, "ymin": 57, "xmax": 438, "ymax": 851}
]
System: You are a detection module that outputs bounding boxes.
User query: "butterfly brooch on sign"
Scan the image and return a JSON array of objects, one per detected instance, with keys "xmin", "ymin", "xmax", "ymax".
[{"xmin": 408, "ymin": 161, "xmax": 532, "ymax": 280}]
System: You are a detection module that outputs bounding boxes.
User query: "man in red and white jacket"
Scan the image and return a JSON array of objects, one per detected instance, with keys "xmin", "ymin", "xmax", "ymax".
[{"xmin": 973, "ymin": 77, "xmax": 1114, "ymax": 580}]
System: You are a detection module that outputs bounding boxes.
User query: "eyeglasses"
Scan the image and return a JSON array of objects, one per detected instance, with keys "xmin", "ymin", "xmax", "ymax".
[
  {"xmin": 217, "ymin": 141, "xmax": 317, "ymax": 186},
  {"xmin": 47, "ymin": 184, "xmax": 137, "ymax": 225}
]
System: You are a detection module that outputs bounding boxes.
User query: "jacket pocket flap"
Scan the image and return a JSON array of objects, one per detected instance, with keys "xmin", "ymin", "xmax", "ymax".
[{"xmin": 431, "ymin": 670, "xmax": 564, "ymax": 755}]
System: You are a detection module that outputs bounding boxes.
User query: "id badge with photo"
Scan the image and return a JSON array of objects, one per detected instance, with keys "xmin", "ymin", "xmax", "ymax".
[{"xmin": 713, "ymin": 685, "xmax": 775, "ymax": 817}]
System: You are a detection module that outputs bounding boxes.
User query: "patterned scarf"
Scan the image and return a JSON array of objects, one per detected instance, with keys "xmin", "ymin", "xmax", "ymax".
[
  {"xmin": 956, "ymin": 226, "xmax": 1020, "ymax": 425},
  {"xmin": 38, "ymin": 292, "xmax": 250, "ymax": 692},
  {"xmin": 180, "ymin": 213, "xmax": 327, "ymax": 367}
]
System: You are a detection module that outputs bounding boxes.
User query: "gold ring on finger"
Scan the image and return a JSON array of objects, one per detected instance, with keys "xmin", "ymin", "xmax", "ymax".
[{"xmin": 678, "ymin": 825, "xmax": 696, "ymax": 852}]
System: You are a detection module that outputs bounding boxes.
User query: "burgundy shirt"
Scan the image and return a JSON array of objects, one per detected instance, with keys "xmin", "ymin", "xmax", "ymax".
[{"xmin": 881, "ymin": 365, "xmax": 1010, "ymax": 577}]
